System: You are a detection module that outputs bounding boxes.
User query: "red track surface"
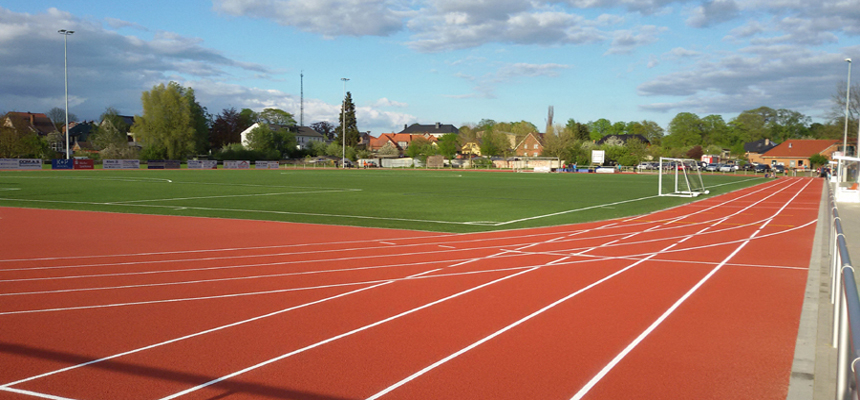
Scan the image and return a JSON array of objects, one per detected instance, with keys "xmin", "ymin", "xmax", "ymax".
[{"xmin": 0, "ymin": 177, "xmax": 821, "ymax": 400}]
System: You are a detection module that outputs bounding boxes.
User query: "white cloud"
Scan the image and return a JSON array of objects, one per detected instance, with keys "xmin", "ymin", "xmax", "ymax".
[
  {"xmin": 372, "ymin": 97, "xmax": 408, "ymax": 107},
  {"xmin": 604, "ymin": 25, "xmax": 666, "ymax": 54},
  {"xmin": 686, "ymin": 0, "xmax": 739, "ymax": 28},
  {"xmin": 213, "ymin": 0, "xmax": 406, "ymax": 37}
]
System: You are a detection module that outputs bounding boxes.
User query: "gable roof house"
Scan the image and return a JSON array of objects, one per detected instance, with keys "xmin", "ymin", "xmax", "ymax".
[
  {"xmin": 3, "ymin": 112, "xmax": 58, "ymax": 136},
  {"xmin": 240, "ymin": 123, "xmax": 325, "ymax": 150},
  {"xmin": 514, "ymin": 132, "xmax": 545, "ymax": 157},
  {"xmin": 399, "ymin": 123, "xmax": 458, "ymax": 138},
  {"xmin": 744, "ymin": 138, "xmax": 779, "ymax": 164},
  {"xmin": 369, "ymin": 133, "xmax": 438, "ymax": 154},
  {"xmin": 759, "ymin": 139, "xmax": 840, "ymax": 169}
]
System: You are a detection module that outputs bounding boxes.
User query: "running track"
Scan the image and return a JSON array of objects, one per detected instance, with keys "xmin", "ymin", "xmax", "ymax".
[{"xmin": 0, "ymin": 177, "xmax": 820, "ymax": 399}]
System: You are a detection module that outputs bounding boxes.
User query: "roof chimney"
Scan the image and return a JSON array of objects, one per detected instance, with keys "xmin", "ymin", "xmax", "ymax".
[
  {"xmin": 29, "ymin": 113, "xmax": 34, "ymax": 126},
  {"xmin": 404, "ymin": 124, "xmax": 408, "ymax": 130},
  {"xmin": 435, "ymin": 122, "xmax": 441, "ymax": 129}
]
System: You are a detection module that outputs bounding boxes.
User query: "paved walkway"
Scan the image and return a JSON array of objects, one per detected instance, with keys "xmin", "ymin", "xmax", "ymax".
[{"xmin": 788, "ymin": 179, "xmax": 860, "ymax": 400}]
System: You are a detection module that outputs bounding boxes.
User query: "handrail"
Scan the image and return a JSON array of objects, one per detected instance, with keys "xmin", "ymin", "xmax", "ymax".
[{"xmin": 827, "ymin": 182, "xmax": 860, "ymax": 400}]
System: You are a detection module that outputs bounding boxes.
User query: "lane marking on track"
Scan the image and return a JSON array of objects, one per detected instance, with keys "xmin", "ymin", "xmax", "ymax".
[
  {"xmin": 0, "ymin": 179, "xmax": 796, "ymax": 397},
  {"xmin": 0, "ymin": 179, "xmax": 789, "ymax": 266},
  {"xmin": 0, "ymin": 221, "xmax": 614, "ymax": 392},
  {"xmin": 364, "ymin": 178, "xmax": 804, "ymax": 399},
  {"xmin": 0, "ymin": 386, "xmax": 79, "ymax": 400},
  {"xmin": 569, "ymin": 178, "xmax": 814, "ymax": 400}
]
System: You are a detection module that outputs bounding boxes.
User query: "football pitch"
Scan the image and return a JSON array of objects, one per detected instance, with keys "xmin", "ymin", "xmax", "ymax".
[{"xmin": 0, "ymin": 169, "xmax": 765, "ymax": 233}]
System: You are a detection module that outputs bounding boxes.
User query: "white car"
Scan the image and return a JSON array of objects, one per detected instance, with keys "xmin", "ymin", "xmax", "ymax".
[{"xmin": 719, "ymin": 164, "xmax": 736, "ymax": 172}]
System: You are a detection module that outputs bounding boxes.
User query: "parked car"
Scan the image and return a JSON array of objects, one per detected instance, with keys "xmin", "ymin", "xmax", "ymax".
[
  {"xmin": 705, "ymin": 163, "xmax": 720, "ymax": 172},
  {"xmin": 637, "ymin": 162, "xmax": 652, "ymax": 170},
  {"xmin": 719, "ymin": 164, "xmax": 734, "ymax": 172},
  {"xmin": 741, "ymin": 163, "xmax": 754, "ymax": 171},
  {"xmin": 754, "ymin": 164, "xmax": 770, "ymax": 173},
  {"xmin": 773, "ymin": 164, "xmax": 785, "ymax": 173}
]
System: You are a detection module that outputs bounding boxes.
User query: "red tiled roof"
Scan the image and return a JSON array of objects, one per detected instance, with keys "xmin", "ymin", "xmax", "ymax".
[
  {"xmin": 6, "ymin": 112, "xmax": 57, "ymax": 135},
  {"xmin": 761, "ymin": 139, "xmax": 839, "ymax": 158},
  {"xmin": 369, "ymin": 133, "xmax": 437, "ymax": 151}
]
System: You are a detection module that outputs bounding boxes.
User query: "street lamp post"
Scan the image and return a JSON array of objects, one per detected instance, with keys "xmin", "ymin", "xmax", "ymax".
[
  {"xmin": 341, "ymin": 77, "xmax": 349, "ymax": 169},
  {"xmin": 844, "ymin": 59, "xmax": 852, "ymax": 159},
  {"xmin": 59, "ymin": 29, "xmax": 74, "ymax": 160}
]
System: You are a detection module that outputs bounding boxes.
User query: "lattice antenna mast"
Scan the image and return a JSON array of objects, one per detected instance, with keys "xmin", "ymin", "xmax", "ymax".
[
  {"xmin": 300, "ymin": 71, "xmax": 304, "ymax": 126},
  {"xmin": 546, "ymin": 106, "xmax": 554, "ymax": 134}
]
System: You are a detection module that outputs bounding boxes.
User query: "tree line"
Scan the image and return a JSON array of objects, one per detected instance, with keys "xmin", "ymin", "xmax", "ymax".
[{"xmin": 2, "ymin": 80, "xmax": 859, "ymax": 163}]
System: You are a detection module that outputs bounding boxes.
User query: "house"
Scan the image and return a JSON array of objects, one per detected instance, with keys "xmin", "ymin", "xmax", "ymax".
[
  {"xmin": 595, "ymin": 134, "xmax": 650, "ymax": 146},
  {"xmin": 240, "ymin": 123, "xmax": 325, "ymax": 150},
  {"xmin": 100, "ymin": 115, "xmax": 136, "ymax": 142},
  {"xmin": 3, "ymin": 112, "xmax": 57, "ymax": 136},
  {"xmin": 369, "ymin": 133, "xmax": 437, "ymax": 154},
  {"xmin": 744, "ymin": 138, "xmax": 779, "ymax": 164},
  {"xmin": 514, "ymin": 132, "xmax": 544, "ymax": 157},
  {"xmin": 294, "ymin": 126, "xmax": 325, "ymax": 150},
  {"xmin": 399, "ymin": 122, "xmax": 458, "ymax": 138},
  {"xmin": 461, "ymin": 141, "xmax": 481, "ymax": 157},
  {"xmin": 759, "ymin": 139, "xmax": 840, "ymax": 169}
]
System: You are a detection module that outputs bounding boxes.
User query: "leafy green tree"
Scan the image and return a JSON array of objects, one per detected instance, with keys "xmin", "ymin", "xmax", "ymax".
[
  {"xmin": 622, "ymin": 138, "xmax": 648, "ymax": 166},
  {"xmin": 436, "ymin": 133, "xmax": 460, "ymax": 161},
  {"xmin": 588, "ymin": 118, "xmax": 612, "ymax": 141},
  {"xmin": 335, "ymin": 92, "xmax": 359, "ymax": 147},
  {"xmin": 700, "ymin": 115, "xmax": 730, "ymax": 147},
  {"xmin": 92, "ymin": 107, "xmax": 138, "ymax": 159},
  {"xmin": 772, "ymin": 109, "xmax": 811, "ymax": 142},
  {"xmin": 259, "ymin": 108, "xmax": 297, "ymax": 126},
  {"xmin": 479, "ymin": 128, "xmax": 509, "ymax": 157},
  {"xmin": 132, "ymin": 82, "xmax": 202, "ymax": 160},
  {"xmin": 406, "ymin": 137, "xmax": 437, "ymax": 162},
  {"xmin": 809, "ymin": 153, "xmax": 829, "ymax": 168},
  {"xmin": 211, "ymin": 108, "xmax": 243, "ymax": 150},
  {"xmin": 245, "ymin": 124, "xmax": 297, "ymax": 159},
  {"xmin": 664, "ymin": 112, "xmax": 703, "ymax": 149},
  {"xmin": 566, "ymin": 119, "xmax": 591, "ymax": 141},
  {"xmin": 310, "ymin": 121, "xmax": 336, "ymax": 141},
  {"xmin": 378, "ymin": 142, "xmax": 400, "ymax": 157},
  {"xmin": 627, "ymin": 120, "xmax": 663, "ymax": 146},
  {"xmin": 238, "ymin": 108, "xmax": 259, "ymax": 130}
]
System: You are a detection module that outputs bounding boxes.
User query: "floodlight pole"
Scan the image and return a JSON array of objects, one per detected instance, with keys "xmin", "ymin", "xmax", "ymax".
[
  {"xmin": 59, "ymin": 29, "xmax": 75, "ymax": 159},
  {"xmin": 341, "ymin": 78, "xmax": 349, "ymax": 169},
  {"xmin": 844, "ymin": 59, "xmax": 852, "ymax": 160}
]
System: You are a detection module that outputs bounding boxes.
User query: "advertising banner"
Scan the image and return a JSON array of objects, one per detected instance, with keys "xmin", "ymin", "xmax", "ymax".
[
  {"xmin": 187, "ymin": 160, "xmax": 218, "ymax": 169},
  {"xmin": 52, "ymin": 159, "xmax": 74, "ymax": 170},
  {"xmin": 147, "ymin": 160, "xmax": 181, "ymax": 169},
  {"xmin": 255, "ymin": 161, "xmax": 279, "ymax": 169},
  {"xmin": 224, "ymin": 160, "xmax": 251, "ymax": 169},
  {"xmin": 73, "ymin": 159, "xmax": 94, "ymax": 169},
  {"xmin": 17, "ymin": 159, "xmax": 43, "ymax": 169},
  {"xmin": 103, "ymin": 159, "xmax": 141, "ymax": 169},
  {"xmin": 0, "ymin": 159, "xmax": 19, "ymax": 169},
  {"xmin": 591, "ymin": 150, "xmax": 605, "ymax": 165}
]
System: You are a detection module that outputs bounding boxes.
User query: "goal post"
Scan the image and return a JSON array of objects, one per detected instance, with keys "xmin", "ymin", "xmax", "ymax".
[{"xmin": 658, "ymin": 157, "xmax": 709, "ymax": 197}]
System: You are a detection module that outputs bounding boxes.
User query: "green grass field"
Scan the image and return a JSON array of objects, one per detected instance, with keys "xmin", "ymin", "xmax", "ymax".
[{"xmin": 0, "ymin": 169, "xmax": 765, "ymax": 233}]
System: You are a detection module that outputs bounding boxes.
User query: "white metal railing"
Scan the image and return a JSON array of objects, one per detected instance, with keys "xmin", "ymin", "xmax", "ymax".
[{"xmin": 828, "ymin": 183, "xmax": 860, "ymax": 400}]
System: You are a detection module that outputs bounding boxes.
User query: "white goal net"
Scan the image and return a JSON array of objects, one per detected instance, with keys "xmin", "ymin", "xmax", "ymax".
[{"xmin": 658, "ymin": 157, "xmax": 709, "ymax": 197}]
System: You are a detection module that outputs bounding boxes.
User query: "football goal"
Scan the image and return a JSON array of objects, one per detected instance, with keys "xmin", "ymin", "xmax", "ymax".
[{"xmin": 658, "ymin": 157, "xmax": 709, "ymax": 197}]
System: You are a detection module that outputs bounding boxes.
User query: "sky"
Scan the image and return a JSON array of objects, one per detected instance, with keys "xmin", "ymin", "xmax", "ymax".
[{"xmin": 1, "ymin": 1, "xmax": 858, "ymax": 137}]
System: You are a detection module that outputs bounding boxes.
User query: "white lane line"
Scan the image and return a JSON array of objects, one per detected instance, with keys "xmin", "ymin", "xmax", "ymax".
[
  {"xmin": 0, "ymin": 387, "xmax": 79, "ymax": 400},
  {"xmin": 0, "ymin": 279, "xmax": 401, "ymax": 390},
  {"xmin": 155, "ymin": 264, "xmax": 549, "ymax": 400},
  {"xmin": 569, "ymin": 178, "xmax": 813, "ymax": 400},
  {"xmin": 364, "ymin": 179, "xmax": 803, "ymax": 399},
  {"xmin": 365, "ymin": 214, "xmax": 725, "ymax": 399}
]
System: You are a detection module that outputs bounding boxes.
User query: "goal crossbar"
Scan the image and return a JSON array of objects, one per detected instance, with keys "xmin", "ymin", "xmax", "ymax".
[{"xmin": 658, "ymin": 157, "xmax": 709, "ymax": 197}]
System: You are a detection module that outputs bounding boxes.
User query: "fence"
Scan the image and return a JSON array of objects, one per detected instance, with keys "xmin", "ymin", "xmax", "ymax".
[{"xmin": 827, "ymin": 183, "xmax": 860, "ymax": 400}]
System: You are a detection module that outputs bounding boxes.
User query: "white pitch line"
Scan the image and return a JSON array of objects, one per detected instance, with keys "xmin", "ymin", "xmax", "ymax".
[{"xmin": 105, "ymin": 189, "xmax": 360, "ymax": 204}]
